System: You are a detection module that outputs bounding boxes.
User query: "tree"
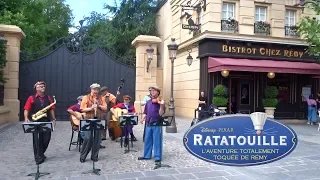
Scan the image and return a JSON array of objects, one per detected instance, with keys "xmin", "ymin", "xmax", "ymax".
[
  {"xmin": 298, "ymin": 2, "xmax": 320, "ymax": 57},
  {"xmin": 0, "ymin": 0, "xmax": 73, "ymax": 53},
  {"xmin": 85, "ymin": 0, "xmax": 158, "ymax": 58}
]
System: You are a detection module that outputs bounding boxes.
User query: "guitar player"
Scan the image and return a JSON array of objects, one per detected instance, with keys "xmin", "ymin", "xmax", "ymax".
[
  {"xmin": 110, "ymin": 95, "xmax": 137, "ymax": 147},
  {"xmin": 66, "ymin": 95, "xmax": 105, "ymax": 149}
]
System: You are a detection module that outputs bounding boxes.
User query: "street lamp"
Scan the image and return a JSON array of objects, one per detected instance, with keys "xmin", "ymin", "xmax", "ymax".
[
  {"xmin": 146, "ymin": 45, "xmax": 154, "ymax": 72},
  {"xmin": 166, "ymin": 38, "xmax": 178, "ymax": 133},
  {"xmin": 294, "ymin": 0, "xmax": 320, "ymax": 13}
]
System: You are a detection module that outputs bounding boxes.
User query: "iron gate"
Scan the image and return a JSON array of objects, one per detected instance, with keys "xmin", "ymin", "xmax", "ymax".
[{"xmin": 18, "ymin": 26, "xmax": 136, "ymax": 120}]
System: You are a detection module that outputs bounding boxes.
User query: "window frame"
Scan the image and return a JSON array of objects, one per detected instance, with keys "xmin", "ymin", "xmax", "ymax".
[
  {"xmin": 255, "ymin": 6, "xmax": 267, "ymax": 22},
  {"xmin": 285, "ymin": 10, "xmax": 296, "ymax": 26},
  {"xmin": 222, "ymin": 2, "xmax": 235, "ymax": 20}
]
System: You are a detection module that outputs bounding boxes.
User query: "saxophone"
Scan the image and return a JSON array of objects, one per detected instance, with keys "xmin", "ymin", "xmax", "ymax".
[{"xmin": 31, "ymin": 96, "xmax": 57, "ymax": 121}]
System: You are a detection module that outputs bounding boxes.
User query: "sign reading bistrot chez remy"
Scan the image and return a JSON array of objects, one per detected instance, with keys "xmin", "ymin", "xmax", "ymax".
[{"xmin": 183, "ymin": 113, "xmax": 298, "ymax": 166}]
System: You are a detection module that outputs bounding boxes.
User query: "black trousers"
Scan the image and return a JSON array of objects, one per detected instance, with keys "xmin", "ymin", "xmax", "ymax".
[
  {"xmin": 80, "ymin": 130, "xmax": 101, "ymax": 161},
  {"xmin": 32, "ymin": 131, "xmax": 51, "ymax": 163}
]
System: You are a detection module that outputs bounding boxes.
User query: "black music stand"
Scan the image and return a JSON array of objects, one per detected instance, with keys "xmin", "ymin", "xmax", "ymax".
[
  {"xmin": 119, "ymin": 115, "xmax": 138, "ymax": 153},
  {"xmin": 80, "ymin": 119, "xmax": 105, "ymax": 175},
  {"xmin": 22, "ymin": 122, "xmax": 53, "ymax": 180},
  {"xmin": 148, "ymin": 115, "xmax": 173, "ymax": 170}
]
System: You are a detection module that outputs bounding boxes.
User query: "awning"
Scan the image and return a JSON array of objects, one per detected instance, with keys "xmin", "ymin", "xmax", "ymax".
[{"xmin": 208, "ymin": 57, "xmax": 320, "ymax": 75}]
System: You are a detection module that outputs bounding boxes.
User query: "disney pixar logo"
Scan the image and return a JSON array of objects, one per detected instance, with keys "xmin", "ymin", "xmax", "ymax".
[{"xmin": 183, "ymin": 113, "xmax": 298, "ymax": 166}]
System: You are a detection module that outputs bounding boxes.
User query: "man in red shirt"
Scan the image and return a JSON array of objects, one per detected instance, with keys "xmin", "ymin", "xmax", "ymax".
[{"xmin": 24, "ymin": 81, "xmax": 56, "ymax": 164}]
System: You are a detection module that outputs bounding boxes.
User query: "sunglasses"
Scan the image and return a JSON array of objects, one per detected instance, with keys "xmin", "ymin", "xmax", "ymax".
[{"xmin": 124, "ymin": 99, "xmax": 129, "ymax": 100}]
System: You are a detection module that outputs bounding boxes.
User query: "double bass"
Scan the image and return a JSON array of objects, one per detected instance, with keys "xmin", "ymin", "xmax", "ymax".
[{"xmin": 108, "ymin": 79, "xmax": 124, "ymax": 140}]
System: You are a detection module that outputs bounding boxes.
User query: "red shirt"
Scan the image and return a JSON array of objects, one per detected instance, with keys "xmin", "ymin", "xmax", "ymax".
[
  {"xmin": 112, "ymin": 103, "xmax": 136, "ymax": 113},
  {"xmin": 24, "ymin": 94, "xmax": 56, "ymax": 112},
  {"xmin": 67, "ymin": 103, "xmax": 81, "ymax": 112}
]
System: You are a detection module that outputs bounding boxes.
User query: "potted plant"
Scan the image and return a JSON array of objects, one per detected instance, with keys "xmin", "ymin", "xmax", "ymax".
[
  {"xmin": 263, "ymin": 86, "xmax": 278, "ymax": 118},
  {"xmin": 212, "ymin": 84, "xmax": 228, "ymax": 112}
]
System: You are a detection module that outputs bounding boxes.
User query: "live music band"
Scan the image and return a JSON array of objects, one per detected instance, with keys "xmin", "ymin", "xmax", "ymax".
[{"xmin": 24, "ymin": 81, "xmax": 166, "ymax": 166}]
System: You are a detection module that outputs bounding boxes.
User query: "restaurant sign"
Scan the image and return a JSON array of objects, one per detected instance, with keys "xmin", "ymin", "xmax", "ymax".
[
  {"xmin": 183, "ymin": 113, "xmax": 298, "ymax": 166},
  {"xmin": 222, "ymin": 45, "xmax": 306, "ymax": 58},
  {"xmin": 180, "ymin": 0, "xmax": 206, "ymax": 31}
]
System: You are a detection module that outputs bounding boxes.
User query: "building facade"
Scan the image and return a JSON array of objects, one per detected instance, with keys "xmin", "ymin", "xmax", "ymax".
[{"xmin": 155, "ymin": 0, "xmax": 320, "ymax": 119}]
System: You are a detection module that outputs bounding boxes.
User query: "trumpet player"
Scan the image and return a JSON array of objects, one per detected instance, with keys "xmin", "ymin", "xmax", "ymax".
[
  {"xmin": 79, "ymin": 83, "xmax": 107, "ymax": 163},
  {"xmin": 24, "ymin": 81, "xmax": 56, "ymax": 164}
]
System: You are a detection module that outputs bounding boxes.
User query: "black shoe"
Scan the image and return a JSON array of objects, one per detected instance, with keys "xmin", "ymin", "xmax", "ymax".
[
  {"xmin": 80, "ymin": 158, "xmax": 85, "ymax": 163},
  {"xmin": 99, "ymin": 145, "xmax": 105, "ymax": 149},
  {"xmin": 102, "ymin": 137, "xmax": 107, "ymax": 141},
  {"xmin": 91, "ymin": 157, "xmax": 98, "ymax": 162},
  {"xmin": 155, "ymin": 160, "xmax": 161, "ymax": 163},
  {"xmin": 36, "ymin": 158, "xmax": 44, "ymax": 164},
  {"xmin": 138, "ymin": 157, "xmax": 150, "ymax": 160},
  {"xmin": 124, "ymin": 138, "xmax": 129, "ymax": 147}
]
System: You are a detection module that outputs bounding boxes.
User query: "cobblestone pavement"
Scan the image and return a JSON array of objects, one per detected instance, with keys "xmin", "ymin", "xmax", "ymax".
[{"xmin": 0, "ymin": 118, "xmax": 320, "ymax": 180}]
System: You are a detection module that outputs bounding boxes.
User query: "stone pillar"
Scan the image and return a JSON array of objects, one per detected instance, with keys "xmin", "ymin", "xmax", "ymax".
[
  {"xmin": 0, "ymin": 25, "xmax": 25, "ymax": 123},
  {"xmin": 131, "ymin": 35, "xmax": 162, "ymax": 114}
]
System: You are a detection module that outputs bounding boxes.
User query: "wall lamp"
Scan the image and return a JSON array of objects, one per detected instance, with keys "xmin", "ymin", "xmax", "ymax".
[
  {"xmin": 146, "ymin": 45, "xmax": 154, "ymax": 72},
  {"xmin": 186, "ymin": 48, "xmax": 193, "ymax": 66}
]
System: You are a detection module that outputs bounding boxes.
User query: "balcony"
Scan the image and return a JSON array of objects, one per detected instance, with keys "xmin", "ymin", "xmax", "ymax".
[
  {"xmin": 285, "ymin": 26, "xmax": 299, "ymax": 37},
  {"xmin": 221, "ymin": 19, "xmax": 239, "ymax": 33},
  {"xmin": 254, "ymin": 21, "xmax": 270, "ymax": 35}
]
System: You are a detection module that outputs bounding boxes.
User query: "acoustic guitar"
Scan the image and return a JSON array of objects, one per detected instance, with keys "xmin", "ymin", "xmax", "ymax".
[
  {"xmin": 71, "ymin": 112, "xmax": 86, "ymax": 126},
  {"xmin": 111, "ymin": 108, "xmax": 128, "ymax": 121}
]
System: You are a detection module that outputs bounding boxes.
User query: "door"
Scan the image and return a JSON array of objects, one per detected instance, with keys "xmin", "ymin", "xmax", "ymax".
[{"xmin": 237, "ymin": 79, "xmax": 254, "ymax": 114}]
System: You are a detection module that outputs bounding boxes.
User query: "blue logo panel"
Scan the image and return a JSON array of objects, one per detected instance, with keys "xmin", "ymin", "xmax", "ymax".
[{"xmin": 183, "ymin": 114, "xmax": 298, "ymax": 166}]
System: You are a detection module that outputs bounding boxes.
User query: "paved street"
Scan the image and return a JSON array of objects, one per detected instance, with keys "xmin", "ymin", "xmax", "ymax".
[{"xmin": 0, "ymin": 117, "xmax": 320, "ymax": 180}]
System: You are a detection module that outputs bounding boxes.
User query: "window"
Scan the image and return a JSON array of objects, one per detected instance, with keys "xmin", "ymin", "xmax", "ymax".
[
  {"xmin": 255, "ymin": 7, "xmax": 266, "ymax": 22},
  {"xmin": 222, "ymin": 2, "xmax": 235, "ymax": 20},
  {"xmin": 285, "ymin": 10, "xmax": 296, "ymax": 26}
]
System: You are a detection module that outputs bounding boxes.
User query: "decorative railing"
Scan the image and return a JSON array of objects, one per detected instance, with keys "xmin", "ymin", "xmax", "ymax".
[
  {"xmin": 285, "ymin": 26, "xmax": 299, "ymax": 37},
  {"xmin": 221, "ymin": 19, "xmax": 239, "ymax": 33},
  {"xmin": 254, "ymin": 21, "xmax": 270, "ymax": 35}
]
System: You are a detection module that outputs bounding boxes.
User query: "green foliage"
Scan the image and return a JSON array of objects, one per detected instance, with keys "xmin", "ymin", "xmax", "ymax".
[
  {"xmin": 263, "ymin": 86, "xmax": 279, "ymax": 107},
  {"xmin": 0, "ymin": 38, "xmax": 7, "ymax": 83},
  {"xmin": 212, "ymin": 85, "xmax": 228, "ymax": 107},
  {"xmin": 297, "ymin": 2, "xmax": 320, "ymax": 58},
  {"xmin": 213, "ymin": 84, "xmax": 227, "ymax": 96},
  {"xmin": 0, "ymin": 0, "xmax": 73, "ymax": 53},
  {"xmin": 85, "ymin": 0, "xmax": 158, "ymax": 58},
  {"xmin": 263, "ymin": 99, "xmax": 278, "ymax": 107},
  {"xmin": 264, "ymin": 86, "xmax": 278, "ymax": 98}
]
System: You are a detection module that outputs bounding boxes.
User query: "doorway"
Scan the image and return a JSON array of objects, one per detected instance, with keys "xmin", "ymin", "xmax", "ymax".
[{"xmin": 229, "ymin": 78, "xmax": 254, "ymax": 114}]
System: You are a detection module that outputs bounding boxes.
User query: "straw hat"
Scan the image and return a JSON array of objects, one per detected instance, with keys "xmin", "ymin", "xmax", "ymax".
[{"xmin": 123, "ymin": 95, "xmax": 131, "ymax": 100}]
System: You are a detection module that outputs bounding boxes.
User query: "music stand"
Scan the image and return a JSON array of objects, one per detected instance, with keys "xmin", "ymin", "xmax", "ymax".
[
  {"xmin": 22, "ymin": 122, "xmax": 53, "ymax": 180},
  {"xmin": 148, "ymin": 115, "xmax": 173, "ymax": 170},
  {"xmin": 119, "ymin": 115, "xmax": 138, "ymax": 153},
  {"xmin": 80, "ymin": 119, "xmax": 105, "ymax": 175}
]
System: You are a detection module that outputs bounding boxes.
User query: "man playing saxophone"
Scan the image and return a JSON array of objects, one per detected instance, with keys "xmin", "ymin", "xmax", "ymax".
[
  {"xmin": 80, "ymin": 83, "xmax": 108, "ymax": 163},
  {"xmin": 24, "ymin": 81, "xmax": 56, "ymax": 164}
]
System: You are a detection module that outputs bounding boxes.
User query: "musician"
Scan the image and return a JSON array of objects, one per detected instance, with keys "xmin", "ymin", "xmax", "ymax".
[
  {"xmin": 138, "ymin": 85, "xmax": 165, "ymax": 163},
  {"xmin": 110, "ymin": 95, "xmax": 137, "ymax": 146},
  {"xmin": 79, "ymin": 83, "xmax": 108, "ymax": 163},
  {"xmin": 67, "ymin": 95, "xmax": 84, "ymax": 120},
  {"xmin": 99, "ymin": 86, "xmax": 119, "ymax": 140},
  {"xmin": 24, "ymin": 81, "xmax": 56, "ymax": 164}
]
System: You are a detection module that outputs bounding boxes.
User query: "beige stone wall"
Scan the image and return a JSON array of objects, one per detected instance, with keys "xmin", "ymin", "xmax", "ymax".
[
  {"xmin": 174, "ymin": 47, "xmax": 200, "ymax": 118},
  {"xmin": 0, "ymin": 25, "xmax": 25, "ymax": 126}
]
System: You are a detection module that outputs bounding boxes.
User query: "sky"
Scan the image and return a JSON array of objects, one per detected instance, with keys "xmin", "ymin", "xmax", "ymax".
[{"xmin": 65, "ymin": 0, "xmax": 115, "ymax": 33}]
